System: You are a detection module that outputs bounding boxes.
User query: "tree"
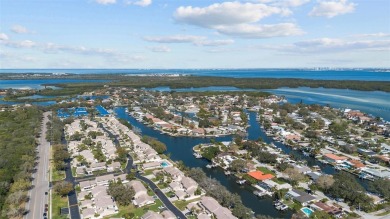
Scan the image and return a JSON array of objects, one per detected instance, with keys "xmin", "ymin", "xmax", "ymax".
[
  {"xmin": 368, "ymin": 179, "xmax": 390, "ymax": 201},
  {"xmin": 229, "ymin": 159, "xmax": 247, "ymax": 172},
  {"xmin": 316, "ymin": 175, "xmax": 335, "ymax": 191},
  {"xmin": 107, "ymin": 182, "xmax": 135, "ymax": 206},
  {"xmin": 283, "ymin": 168, "xmax": 305, "ymax": 185},
  {"xmin": 328, "ymin": 172, "xmax": 374, "ymax": 211},
  {"xmin": 54, "ymin": 181, "xmax": 73, "ymax": 196},
  {"xmin": 201, "ymin": 146, "xmax": 220, "ymax": 161}
]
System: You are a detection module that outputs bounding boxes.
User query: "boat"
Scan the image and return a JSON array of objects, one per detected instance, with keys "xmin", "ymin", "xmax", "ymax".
[
  {"xmin": 253, "ymin": 190, "xmax": 266, "ymax": 197},
  {"xmin": 224, "ymin": 171, "xmax": 231, "ymax": 175},
  {"xmin": 278, "ymin": 204, "xmax": 289, "ymax": 211},
  {"xmin": 334, "ymin": 166, "xmax": 341, "ymax": 171},
  {"xmin": 206, "ymin": 164, "xmax": 212, "ymax": 169},
  {"xmin": 193, "ymin": 152, "xmax": 202, "ymax": 159},
  {"xmin": 236, "ymin": 179, "xmax": 246, "ymax": 185},
  {"xmin": 303, "ymin": 151, "xmax": 310, "ymax": 157}
]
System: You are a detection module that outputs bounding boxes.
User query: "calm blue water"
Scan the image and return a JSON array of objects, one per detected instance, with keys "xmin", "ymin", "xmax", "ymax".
[
  {"xmin": 1, "ymin": 69, "xmax": 389, "ymax": 81},
  {"xmin": 149, "ymin": 86, "xmax": 390, "ymax": 121},
  {"xmin": 115, "ymin": 108, "xmax": 370, "ymax": 218},
  {"xmin": 266, "ymin": 87, "xmax": 390, "ymax": 121},
  {"xmin": 114, "ymin": 107, "xmax": 293, "ymax": 218},
  {"xmin": 0, "ymin": 79, "xmax": 109, "ymax": 89}
]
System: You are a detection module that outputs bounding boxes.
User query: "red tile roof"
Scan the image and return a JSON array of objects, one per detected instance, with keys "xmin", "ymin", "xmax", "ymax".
[{"xmin": 248, "ymin": 171, "xmax": 274, "ymax": 181}]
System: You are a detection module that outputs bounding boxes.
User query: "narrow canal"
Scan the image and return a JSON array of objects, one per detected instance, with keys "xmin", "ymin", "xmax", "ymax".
[{"xmin": 115, "ymin": 107, "xmax": 370, "ymax": 218}]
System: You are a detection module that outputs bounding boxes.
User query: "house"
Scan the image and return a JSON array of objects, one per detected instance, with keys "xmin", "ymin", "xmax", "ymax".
[
  {"xmin": 181, "ymin": 176, "xmax": 198, "ymax": 196},
  {"xmin": 357, "ymin": 148, "xmax": 376, "ymax": 157},
  {"xmin": 286, "ymin": 189, "xmax": 317, "ymax": 206},
  {"xmin": 129, "ymin": 180, "xmax": 155, "ymax": 207},
  {"xmin": 141, "ymin": 211, "xmax": 164, "ymax": 219},
  {"xmin": 361, "ymin": 168, "xmax": 390, "ymax": 179},
  {"xmin": 81, "ymin": 208, "xmax": 95, "ymax": 219},
  {"xmin": 161, "ymin": 210, "xmax": 176, "ymax": 219},
  {"xmin": 90, "ymin": 162, "xmax": 107, "ymax": 172},
  {"xmin": 95, "ymin": 174, "xmax": 115, "ymax": 186},
  {"xmin": 143, "ymin": 161, "xmax": 162, "ymax": 170},
  {"xmin": 306, "ymin": 172, "xmax": 322, "ymax": 181},
  {"xmin": 107, "ymin": 162, "xmax": 121, "ymax": 172},
  {"xmin": 248, "ymin": 171, "xmax": 274, "ymax": 181},
  {"xmin": 80, "ymin": 199, "xmax": 93, "ymax": 209},
  {"xmin": 79, "ymin": 180, "xmax": 94, "ymax": 191},
  {"xmin": 345, "ymin": 159, "xmax": 365, "ymax": 169},
  {"xmin": 199, "ymin": 196, "xmax": 237, "ymax": 219},
  {"xmin": 323, "ymin": 154, "xmax": 347, "ymax": 163},
  {"xmin": 259, "ymin": 179, "xmax": 292, "ymax": 191},
  {"xmin": 95, "ymin": 195, "xmax": 118, "ymax": 217},
  {"xmin": 310, "ymin": 202, "xmax": 342, "ymax": 216}
]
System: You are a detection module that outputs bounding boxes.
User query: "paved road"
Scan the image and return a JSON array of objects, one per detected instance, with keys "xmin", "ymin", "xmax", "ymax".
[
  {"xmin": 26, "ymin": 111, "xmax": 51, "ymax": 219},
  {"xmin": 64, "ymin": 137, "xmax": 81, "ymax": 219},
  {"xmin": 136, "ymin": 174, "xmax": 187, "ymax": 218}
]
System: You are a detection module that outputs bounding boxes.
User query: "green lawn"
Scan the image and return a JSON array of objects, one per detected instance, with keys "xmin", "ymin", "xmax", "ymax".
[
  {"xmin": 173, "ymin": 198, "xmax": 201, "ymax": 211},
  {"xmin": 104, "ymin": 200, "xmax": 163, "ymax": 219},
  {"xmin": 51, "ymin": 192, "xmax": 68, "ymax": 219},
  {"xmin": 256, "ymin": 166, "xmax": 275, "ymax": 175},
  {"xmin": 272, "ymin": 177, "xmax": 289, "ymax": 184},
  {"xmin": 52, "ymin": 169, "xmax": 65, "ymax": 181}
]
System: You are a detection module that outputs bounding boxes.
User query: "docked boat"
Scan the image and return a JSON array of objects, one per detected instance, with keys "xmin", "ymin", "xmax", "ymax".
[
  {"xmin": 236, "ymin": 179, "xmax": 246, "ymax": 185},
  {"xmin": 253, "ymin": 190, "xmax": 266, "ymax": 197},
  {"xmin": 193, "ymin": 152, "xmax": 202, "ymax": 159},
  {"xmin": 224, "ymin": 171, "xmax": 231, "ymax": 175},
  {"xmin": 206, "ymin": 164, "xmax": 213, "ymax": 169}
]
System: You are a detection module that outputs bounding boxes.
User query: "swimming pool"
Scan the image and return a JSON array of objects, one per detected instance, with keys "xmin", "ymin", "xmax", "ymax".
[
  {"xmin": 161, "ymin": 161, "xmax": 169, "ymax": 168},
  {"xmin": 301, "ymin": 207, "xmax": 314, "ymax": 217}
]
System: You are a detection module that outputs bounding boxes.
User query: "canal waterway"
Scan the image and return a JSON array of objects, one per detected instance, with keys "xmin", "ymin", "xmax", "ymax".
[{"xmin": 115, "ymin": 107, "xmax": 373, "ymax": 218}]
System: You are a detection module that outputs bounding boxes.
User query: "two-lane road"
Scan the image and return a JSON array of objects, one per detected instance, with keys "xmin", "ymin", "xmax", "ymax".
[{"xmin": 26, "ymin": 111, "xmax": 51, "ymax": 219}]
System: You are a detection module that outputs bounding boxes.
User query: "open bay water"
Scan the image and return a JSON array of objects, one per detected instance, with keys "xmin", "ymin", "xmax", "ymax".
[
  {"xmin": 1, "ymin": 69, "xmax": 389, "ymax": 81},
  {"xmin": 0, "ymin": 79, "xmax": 109, "ymax": 89}
]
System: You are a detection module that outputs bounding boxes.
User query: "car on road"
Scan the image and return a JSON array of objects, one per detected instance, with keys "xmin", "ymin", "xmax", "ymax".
[
  {"xmin": 43, "ymin": 212, "xmax": 47, "ymax": 216},
  {"xmin": 45, "ymin": 191, "xmax": 48, "ymax": 195}
]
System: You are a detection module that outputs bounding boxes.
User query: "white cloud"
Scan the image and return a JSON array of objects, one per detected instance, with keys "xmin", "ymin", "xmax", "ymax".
[
  {"xmin": 353, "ymin": 33, "xmax": 390, "ymax": 38},
  {"xmin": 143, "ymin": 35, "xmax": 206, "ymax": 43},
  {"xmin": 0, "ymin": 33, "xmax": 9, "ymax": 41},
  {"xmin": 173, "ymin": 2, "xmax": 303, "ymax": 38},
  {"xmin": 194, "ymin": 39, "xmax": 234, "ymax": 46},
  {"xmin": 143, "ymin": 35, "xmax": 235, "ymax": 46},
  {"xmin": 11, "ymin": 25, "xmax": 30, "ymax": 34},
  {"xmin": 95, "ymin": 0, "xmax": 116, "ymax": 5},
  {"xmin": 125, "ymin": 0, "xmax": 152, "ymax": 7},
  {"xmin": 2, "ymin": 40, "xmax": 36, "ymax": 48},
  {"xmin": 174, "ymin": 2, "xmax": 291, "ymax": 28},
  {"xmin": 309, "ymin": 0, "xmax": 356, "ymax": 18},
  {"xmin": 133, "ymin": 0, "xmax": 152, "ymax": 7},
  {"xmin": 148, "ymin": 45, "xmax": 171, "ymax": 52},
  {"xmin": 216, "ymin": 23, "xmax": 304, "ymax": 38},
  {"xmin": 294, "ymin": 38, "xmax": 390, "ymax": 52}
]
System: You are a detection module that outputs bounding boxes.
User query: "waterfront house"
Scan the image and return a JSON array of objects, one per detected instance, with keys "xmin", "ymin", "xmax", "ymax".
[
  {"xmin": 323, "ymin": 154, "xmax": 347, "ymax": 164},
  {"xmin": 361, "ymin": 168, "xmax": 390, "ymax": 179},
  {"xmin": 286, "ymin": 189, "xmax": 317, "ymax": 206},
  {"xmin": 199, "ymin": 196, "xmax": 237, "ymax": 219},
  {"xmin": 248, "ymin": 171, "xmax": 274, "ymax": 181},
  {"xmin": 357, "ymin": 148, "xmax": 376, "ymax": 157}
]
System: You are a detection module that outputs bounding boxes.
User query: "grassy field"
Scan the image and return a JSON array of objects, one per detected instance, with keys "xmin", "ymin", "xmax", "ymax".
[
  {"xmin": 104, "ymin": 199, "xmax": 164, "ymax": 218},
  {"xmin": 51, "ymin": 192, "xmax": 68, "ymax": 219},
  {"xmin": 173, "ymin": 198, "xmax": 201, "ymax": 211},
  {"xmin": 257, "ymin": 166, "xmax": 276, "ymax": 175}
]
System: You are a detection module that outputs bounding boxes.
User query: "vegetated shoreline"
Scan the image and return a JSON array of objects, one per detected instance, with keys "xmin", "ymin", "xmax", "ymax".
[{"xmin": 0, "ymin": 74, "xmax": 389, "ymax": 92}]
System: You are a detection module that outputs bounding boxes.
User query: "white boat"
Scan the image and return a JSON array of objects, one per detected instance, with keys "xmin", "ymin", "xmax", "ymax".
[
  {"xmin": 236, "ymin": 180, "xmax": 246, "ymax": 185},
  {"xmin": 206, "ymin": 164, "xmax": 213, "ymax": 169},
  {"xmin": 225, "ymin": 171, "xmax": 231, "ymax": 175},
  {"xmin": 193, "ymin": 152, "xmax": 202, "ymax": 159},
  {"xmin": 253, "ymin": 190, "xmax": 266, "ymax": 197}
]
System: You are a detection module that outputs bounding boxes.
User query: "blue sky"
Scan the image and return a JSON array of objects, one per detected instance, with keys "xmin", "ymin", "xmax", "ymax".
[{"xmin": 0, "ymin": 0, "xmax": 389, "ymax": 68}]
